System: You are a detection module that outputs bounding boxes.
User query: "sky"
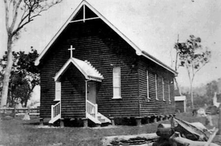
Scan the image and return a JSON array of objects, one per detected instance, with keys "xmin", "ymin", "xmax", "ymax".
[{"xmin": 0, "ymin": 0, "xmax": 221, "ymax": 88}]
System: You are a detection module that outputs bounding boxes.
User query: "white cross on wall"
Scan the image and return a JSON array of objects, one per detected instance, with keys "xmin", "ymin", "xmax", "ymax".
[{"xmin": 68, "ymin": 45, "xmax": 75, "ymax": 58}]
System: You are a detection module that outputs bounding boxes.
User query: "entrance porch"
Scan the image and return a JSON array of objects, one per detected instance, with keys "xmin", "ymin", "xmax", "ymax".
[{"xmin": 48, "ymin": 57, "xmax": 110, "ymax": 126}]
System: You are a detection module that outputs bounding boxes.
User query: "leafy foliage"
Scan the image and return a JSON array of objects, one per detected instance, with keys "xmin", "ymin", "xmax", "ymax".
[
  {"xmin": 0, "ymin": 48, "xmax": 39, "ymax": 107},
  {"xmin": 175, "ymin": 35, "xmax": 211, "ymax": 108},
  {"xmin": 180, "ymin": 78, "xmax": 221, "ymax": 108},
  {"xmin": 175, "ymin": 35, "xmax": 211, "ymax": 76},
  {"xmin": 1, "ymin": 0, "xmax": 62, "ymax": 107}
]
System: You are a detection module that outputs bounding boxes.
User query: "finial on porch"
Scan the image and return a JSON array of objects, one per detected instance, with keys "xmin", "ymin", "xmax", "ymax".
[{"xmin": 68, "ymin": 45, "xmax": 75, "ymax": 58}]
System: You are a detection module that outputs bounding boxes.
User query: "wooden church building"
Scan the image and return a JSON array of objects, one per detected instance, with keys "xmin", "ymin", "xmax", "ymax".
[{"xmin": 35, "ymin": 0, "xmax": 177, "ymax": 126}]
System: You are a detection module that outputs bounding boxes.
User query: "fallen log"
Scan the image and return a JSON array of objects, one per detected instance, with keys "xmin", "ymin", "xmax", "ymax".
[
  {"xmin": 173, "ymin": 117, "xmax": 209, "ymax": 141},
  {"xmin": 190, "ymin": 122, "xmax": 210, "ymax": 133},
  {"xmin": 170, "ymin": 132, "xmax": 219, "ymax": 146},
  {"xmin": 205, "ymin": 128, "xmax": 219, "ymax": 146},
  {"xmin": 156, "ymin": 121, "xmax": 210, "ymax": 141},
  {"xmin": 156, "ymin": 123, "xmax": 174, "ymax": 138}
]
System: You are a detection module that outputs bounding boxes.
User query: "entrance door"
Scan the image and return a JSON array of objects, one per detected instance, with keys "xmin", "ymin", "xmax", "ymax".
[{"xmin": 87, "ymin": 82, "xmax": 96, "ymax": 104}]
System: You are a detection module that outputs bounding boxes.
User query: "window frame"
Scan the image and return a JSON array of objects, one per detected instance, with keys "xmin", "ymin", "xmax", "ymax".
[
  {"xmin": 146, "ymin": 70, "xmax": 150, "ymax": 101},
  {"xmin": 168, "ymin": 80, "xmax": 171, "ymax": 104},
  {"xmin": 54, "ymin": 81, "xmax": 61, "ymax": 101},
  {"xmin": 162, "ymin": 77, "xmax": 165, "ymax": 101},
  {"xmin": 155, "ymin": 74, "xmax": 159, "ymax": 100},
  {"xmin": 112, "ymin": 67, "xmax": 122, "ymax": 99}
]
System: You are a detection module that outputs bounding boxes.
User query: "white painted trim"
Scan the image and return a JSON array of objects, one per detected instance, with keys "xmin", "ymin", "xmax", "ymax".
[
  {"xmin": 35, "ymin": 1, "xmax": 85, "ymax": 66},
  {"xmin": 141, "ymin": 52, "xmax": 177, "ymax": 75},
  {"xmin": 54, "ymin": 58, "xmax": 103, "ymax": 82},
  {"xmin": 85, "ymin": 80, "xmax": 88, "ymax": 118},
  {"xmin": 168, "ymin": 82, "xmax": 171, "ymax": 104},
  {"xmin": 146, "ymin": 70, "xmax": 150, "ymax": 102},
  {"xmin": 55, "ymin": 81, "xmax": 61, "ymax": 101},
  {"xmin": 162, "ymin": 78, "xmax": 165, "ymax": 101},
  {"xmin": 69, "ymin": 17, "xmax": 99, "ymax": 23},
  {"xmin": 174, "ymin": 96, "xmax": 186, "ymax": 101},
  {"xmin": 34, "ymin": 0, "xmax": 177, "ymax": 76},
  {"xmin": 112, "ymin": 96, "xmax": 122, "ymax": 99},
  {"xmin": 155, "ymin": 74, "xmax": 159, "ymax": 100}
]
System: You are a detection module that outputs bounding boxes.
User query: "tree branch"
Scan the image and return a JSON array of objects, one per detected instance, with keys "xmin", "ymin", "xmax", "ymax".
[
  {"xmin": 10, "ymin": 0, "xmax": 23, "ymax": 32},
  {"xmin": 3, "ymin": 0, "xmax": 10, "ymax": 33},
  {"xmin": 13, "ymin": 0, "xmax": 62, "ymax": 36}
]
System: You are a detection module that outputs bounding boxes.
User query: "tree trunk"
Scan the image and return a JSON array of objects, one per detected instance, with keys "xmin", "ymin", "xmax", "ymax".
[
  {"xmin": 174, "ymin": 77, "xmax": 182, "ymax": 95},
  {"xmin": 190, "ymin": 81, "xmax": 194, "ymax": 109},
  {"xmin": 1, "ymin": 35, "xmax": 13, "ymax": 107}
]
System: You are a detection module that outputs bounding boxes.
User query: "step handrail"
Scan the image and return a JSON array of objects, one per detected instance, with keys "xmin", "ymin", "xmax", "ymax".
[
  {"xmin": 51, "ymin": 102, "xmax": 61, "ymax": 120},
  {"xmin": 86, "ymin": 100, "xmax": 97, "ymax": 119}
]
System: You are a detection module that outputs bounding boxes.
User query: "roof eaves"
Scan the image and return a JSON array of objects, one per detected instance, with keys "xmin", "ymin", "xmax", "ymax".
[
  {"xmin": 35, "ymin": 0, "xmax": 143, "ymax": 66},
  {"xmin": 35, "ymin": 0, "xmax": 177, "ymax": 77},
  {"xmin": 35, "ymin": 1, "xmax": 86, "ymax": 66},
  {"xmin": 141, "ymin": 51, "xmax": 178, "ymax": 76},
  {"xmin": 54, "ymin": 59, "xmax": 72, "ymax": 81}
]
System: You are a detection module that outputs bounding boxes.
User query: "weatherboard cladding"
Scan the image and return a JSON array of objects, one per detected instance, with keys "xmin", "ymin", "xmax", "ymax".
[
  {"xmin": 60, "ymin": 66, "xmax": 86, "ymax": 118},
  {"xmin": 138, "ymin": 57, "xmax": 175, "ymax": 117},
  {"xmin": 38, "ymin": 6, "xmax": 175, "ymax": 119},
  {"xmin": 67, "ymin": 20, "xmax": 140, "ymax": 118},
  {"xmin": 35, "ymin": 1, "xmax": 177, "ymax": 76},
  {"xmin": 39, "ymin": 19, "xmax": 140, "ymax": 118}
]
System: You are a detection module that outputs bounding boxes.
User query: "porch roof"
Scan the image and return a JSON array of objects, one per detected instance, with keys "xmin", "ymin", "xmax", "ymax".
[{"xmin": 54, "ymin": 57, "xmax": 104, "ymax": 82}]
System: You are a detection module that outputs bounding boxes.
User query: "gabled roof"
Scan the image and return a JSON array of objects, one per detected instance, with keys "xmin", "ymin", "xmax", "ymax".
[
  {"xmin": 54, "ymin": 57, "xmax": 104, "ymax": 82},
  {"xmin": 35, "ymin": 0, "xmax": 177, "ymax": 75}
]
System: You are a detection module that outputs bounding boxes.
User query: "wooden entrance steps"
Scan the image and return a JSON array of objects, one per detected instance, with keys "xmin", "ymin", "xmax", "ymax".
[
  {"xmin": 86, "ymin": 112, "xmax": 111, "ymax": 124},
  {"xmin": 49, "ymin": 113, "xmax": 61, "ymax": 124},
  {"xmin": 86, "ymin": 100, "xmax": 111, "ymax": 125},
  {"xmin": 49, "ymin": 102, "xmax": 61, "ymax": 124},
  {"xmin": 48, "ymin": 100, "xmax": 111, "ymax": 125},
  {"xmin": 97, "ymin": 112, "xmax": 111, "ymax": 124}
]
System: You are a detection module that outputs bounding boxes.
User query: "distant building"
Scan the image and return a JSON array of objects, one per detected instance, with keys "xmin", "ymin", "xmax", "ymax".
[
  {"xmin": 213, "ymin": 92, "xmax": 221, "ymax": 107},
  {"xmin": 175, "ymin": 96, "xmax": 186, "ymax": 113}
]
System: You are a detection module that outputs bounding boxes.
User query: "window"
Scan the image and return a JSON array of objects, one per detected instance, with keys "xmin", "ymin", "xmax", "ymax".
[
  {"xmin": 146, "ymin": 70, "xmax": 150, "ymax": 101},
  {"xmin": 55, "ymin": 81, "xmax": 61, "ymax": 101},
  {"xmin": 162, "ymin": 78, "xmax": 165, "ymax": 101},
  {"xmin": 113, "ymin": 67, "xmax": 121, "ymax": 99},
  {"xmin": 155, "ymin": 74, "xmax": 158, "ymax": 100},
  {"xmin": 168, "ymin": 81, "xmax": 171, "ymax": 103}
]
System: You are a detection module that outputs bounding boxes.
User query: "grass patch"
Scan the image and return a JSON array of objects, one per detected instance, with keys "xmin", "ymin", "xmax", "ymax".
[
  {"xmin": 0, "ymin": 113, "xmax": 220, "ymax": 146},
  {"xmin": 0, "ymin": 116, "xmax": 159, "ymax": 146}
]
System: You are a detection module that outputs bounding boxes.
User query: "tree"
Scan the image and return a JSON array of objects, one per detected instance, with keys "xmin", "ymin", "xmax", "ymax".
[
  {"xmin": 206, "ymin": 80, "xmax": 218, "ymax": 98},
  {"xmin": 0, "ymin": 48, "xmax": 40, "ymax": 107},
  {"xmin": 1, "ymin": 0, "xmax": 62, "ymax": 107},
  {"xmin": 175, "ymin": 35, "xmax": 211, "ymax": 109}
]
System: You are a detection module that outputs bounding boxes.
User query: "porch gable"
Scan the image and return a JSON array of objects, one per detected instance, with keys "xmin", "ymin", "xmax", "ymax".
[{"xmin": 54, "ymin": 57, "xmax": 104, "ymax": 82}]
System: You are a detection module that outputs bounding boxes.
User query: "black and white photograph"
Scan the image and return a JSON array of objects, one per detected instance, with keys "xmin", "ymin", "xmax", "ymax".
[{"xmin": 0, "ymin": 0, "xmax": 221, "ymax": 145}]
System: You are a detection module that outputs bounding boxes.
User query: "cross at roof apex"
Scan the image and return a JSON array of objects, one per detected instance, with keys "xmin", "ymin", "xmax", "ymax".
[{"xmin": 68, "ymin": 45, "xmax": 75, "ymax": 58}]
